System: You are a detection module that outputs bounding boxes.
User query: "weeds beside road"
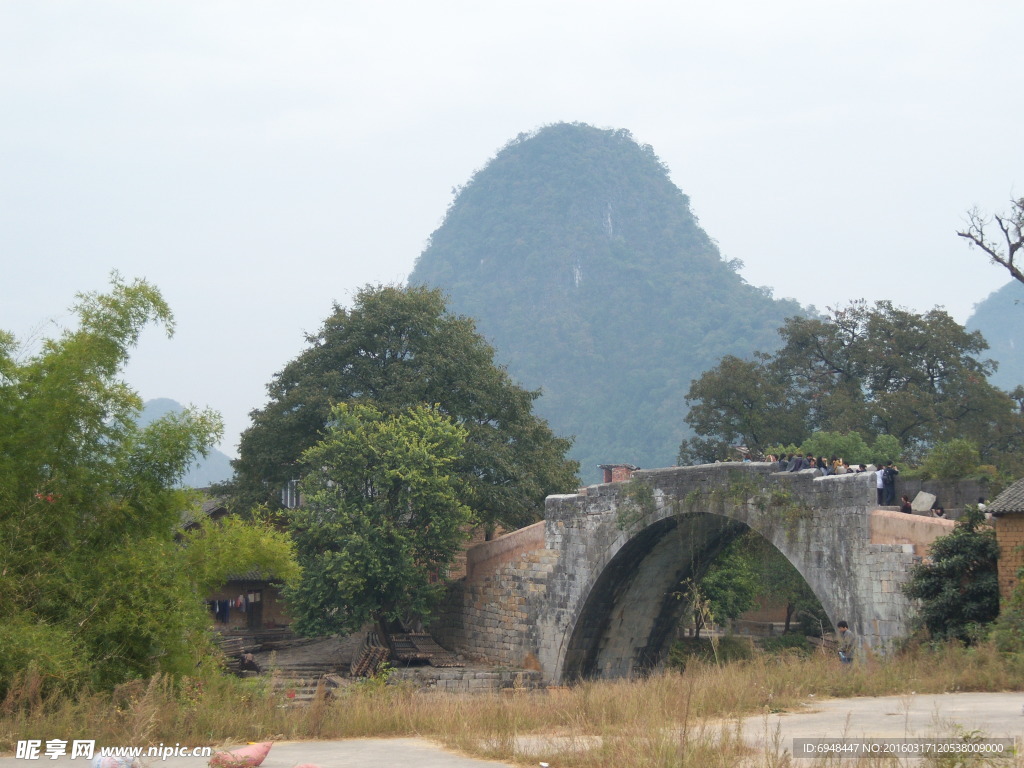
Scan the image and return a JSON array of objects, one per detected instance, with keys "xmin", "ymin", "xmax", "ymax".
[{"xmin": 3, "ymin": 641, "xmax": 1023, "ymax": 767}]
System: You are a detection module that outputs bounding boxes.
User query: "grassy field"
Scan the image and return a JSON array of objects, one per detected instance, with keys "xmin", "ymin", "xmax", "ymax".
[{"xmin": 3, "ymin": 641, "xmax": 1023, "ymax": 767}]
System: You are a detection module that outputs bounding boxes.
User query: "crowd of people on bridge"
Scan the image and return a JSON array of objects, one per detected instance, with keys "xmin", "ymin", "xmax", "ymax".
[
  {"xmin": 763, "ymin": 452, "xmax": 948, "ymax": 516},
  {"xmin": 731, "ymin": 448, "xmax": 981, "ymax": 519},
  {"xmin": 764, "ymin": 453, "xmax": 873, "ymax": 477},
  {"xmin": 762, "ymin": 453, "xmax": 903, "ymax": 503}
]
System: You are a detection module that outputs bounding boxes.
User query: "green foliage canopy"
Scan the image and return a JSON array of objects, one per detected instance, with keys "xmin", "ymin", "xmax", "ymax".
[
  {"xmin": 285, "ymin": 403, "xmax": 473, "ymax": 636},
  {"xmin": 765, "ymin": 432, "xmax": 902, "ymax": 466},
  {"xmin": 180, "ymin": 512, "xmax": 299, "ymax": 595},
  {"xmin": 230, "ymin": 284, "xmax": 579, "ymax": 531},
  {"xmin": 0, "ymin": 276, "xmax": 297, "ymax": 695},
  {"xmin": 919, "ymin": 439, "xmax": 982, "ymax": 480},
  {"xmin": 696, "ymin": 540, "xmax": 759, "ymax": 633},
  {"xmin": 679, "ymin": 355, "xmax": 807, "ymax": 463},
  {"xmin": 903, "ymin": 508, "xmax": 999, "ymax": 643},
  {"xmin": 694, "ymin": 531, "xmax": 825, "ymax": 637},
  {"xmin": 680, "ymin": 300, "xmax": 1024, "ymax": 468},
  {"xmin": 795, "ymin": 431, "xmax": 871, "ymax": 464}
]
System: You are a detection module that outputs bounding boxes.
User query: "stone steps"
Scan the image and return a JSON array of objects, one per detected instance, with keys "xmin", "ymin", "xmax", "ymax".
[
  {"xmin": 269, "ymin": 674, "xmax": 330, "ymax": 704},
  {"xmin": 268, "ymin": 661, "xmax": 336, "ymax": 675},
  {"xmin": 265, "ymin": 660, "xmax": 341, "ymax": 704}
]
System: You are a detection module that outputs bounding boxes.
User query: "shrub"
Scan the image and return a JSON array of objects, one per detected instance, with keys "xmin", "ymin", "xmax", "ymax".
[
  {"xmin": 903, "ymin": 507, "xmax": 999, "ymax": 643},
  {"xmin": 871, "ymin": 434, "xmax": 902, "ymax": 464},
  {"xmin": 667, "ymin": 636, "xmax": 753, "ymax": 670},
  {"xmin": 758, "ymin": 634, "xmax": 814, "ymax": 656},
  {"xmin": 920, "ymin": 439, "xmax": 981, "ymax": 480},
  {"xmin": 798, "ymin": 432, "xmax": 871, "ymax": 464},
  {"xmin": 0, "ymin": 615, "xmax": 89, "ymax": 700}
]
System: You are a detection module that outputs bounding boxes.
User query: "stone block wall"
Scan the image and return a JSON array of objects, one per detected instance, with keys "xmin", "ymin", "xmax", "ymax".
[
  {"xmin": 898, "ymin": 478, "xmax": 990, "ymax": 514},
  {"xmin": 431, "ymin": 535, "xmax": 556, "ymax": 669},
  {"xmin": 389, "ymin": 667, "xmax": 543, "ymax": 693},
  {"xmin": 387, "ymin": 667, "xmax": 544, "ymax": 692},
  {"xmin": 857, "ymin": 543, "xmax": 919, "ymax": 647},
  {"xmin": 465, "ymin": 522, "xmax": 545, "ymax": 579}
]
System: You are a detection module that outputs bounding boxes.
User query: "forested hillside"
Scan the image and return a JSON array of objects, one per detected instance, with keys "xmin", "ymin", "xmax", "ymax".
[
  {"xmin": 967, "ymin": 280, "xmax": 1024, "ymax": 393},
  {"xmin": 409, "ymin": 123, "xmax": 804, "ymax": 478}
]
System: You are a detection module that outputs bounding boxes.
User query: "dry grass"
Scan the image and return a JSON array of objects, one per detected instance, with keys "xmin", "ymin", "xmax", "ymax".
[{"xmin": 2, "ymin": 642, "xmax": 1023, "ymax": 767}]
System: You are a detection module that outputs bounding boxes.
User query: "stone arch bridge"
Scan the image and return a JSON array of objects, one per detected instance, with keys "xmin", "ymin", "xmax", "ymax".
[{"xmin": 433, "ymin": 463, "xmax": 953, "ymax": 682}]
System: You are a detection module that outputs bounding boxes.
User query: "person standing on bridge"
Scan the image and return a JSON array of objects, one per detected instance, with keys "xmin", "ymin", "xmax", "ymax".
[{"xmin": 882, "ymin": 461, "xmax": 899, "ymax": 506}]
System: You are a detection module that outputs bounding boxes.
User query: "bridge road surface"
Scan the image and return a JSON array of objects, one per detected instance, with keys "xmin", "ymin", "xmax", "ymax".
[{"xmin": 2, "ymin": 693, "xmax": 1022, "ymax": 766}]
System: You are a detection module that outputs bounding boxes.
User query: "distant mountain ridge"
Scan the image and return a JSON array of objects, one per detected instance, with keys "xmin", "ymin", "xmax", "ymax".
[
  {"xmin": 966, "ymin": 280, "xmax": 1024, "ymax": 393},
  {"xmin": 139, "ymin": 398, "xmax": 234, "ymax": 488},
  {"xmin": 410, "ymin": 123, "xmax": 805, "ymax": 477}
]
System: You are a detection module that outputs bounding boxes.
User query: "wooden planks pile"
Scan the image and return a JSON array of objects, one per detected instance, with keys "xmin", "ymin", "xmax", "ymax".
[
  {"xmin": 349, "ymin": 630, "xmax": 463, "ymax": 677},
  {"xmin": 350, "ymin": 632, "xmax": 390, "ymax": 677},
  {"xmin": 386, "ymin": 632, "xmax": 462, "ymax": 667},
  {"xmin": 213, "ymin": 634, "xmax": 249, "ymax": 675},
  {"xmin": 406, "ymin": 632, "xmax": 462, "ymax": 667}
]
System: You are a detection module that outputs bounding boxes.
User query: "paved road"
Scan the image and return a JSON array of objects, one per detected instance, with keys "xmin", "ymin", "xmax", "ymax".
[
  {"xmin": 738, "ymin": 692, "xmax": 1024, "ymax": 761},
  {"xmin": 2, "ymin": 692, "xmax": 1021, "ymax": 767},
  {"xmin": 0, "ymin": 738, "xmax": 515, "ymax": 768}
]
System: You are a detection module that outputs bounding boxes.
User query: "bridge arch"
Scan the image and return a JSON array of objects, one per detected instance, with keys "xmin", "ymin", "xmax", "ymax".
[
  {"xmin": 561, "ymin": 512, "xmax": 746, "ymax": 679},
  {"xmin": 535, "ymin": 463, "xmax": 917, "ymax": 682}
]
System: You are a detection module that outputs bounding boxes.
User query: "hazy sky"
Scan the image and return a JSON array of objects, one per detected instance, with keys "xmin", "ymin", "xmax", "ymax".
[{"xmin": 3, "ymin": 1, "xmax": 1022, "ymax": 456}]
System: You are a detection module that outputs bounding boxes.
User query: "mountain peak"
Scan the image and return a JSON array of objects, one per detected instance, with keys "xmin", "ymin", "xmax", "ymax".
[{"xmin": 411, "ymin": 124, "xmax": 802, "ymax": 476}]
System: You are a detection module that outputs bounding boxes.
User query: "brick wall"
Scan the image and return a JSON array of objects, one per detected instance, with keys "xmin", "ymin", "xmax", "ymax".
[
  {"xmin": 996, "ymin": 512, "xmax": 1024, "ymax": 601},
  {"xmin": 599, "ymin": 464, "xmax": 638, "ymax": 484}
]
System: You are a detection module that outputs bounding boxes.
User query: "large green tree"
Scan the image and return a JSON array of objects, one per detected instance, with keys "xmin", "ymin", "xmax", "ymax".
[
  {"xmin": 904, "ymin": 507, "xmax": 999, "ymax": 644},
  {"xmin": 285, "ymin": 403, "xmax": 473, "ymax": 636},
  {"xmin": 693, "ymin": 531, "xmax": 825, "ymax": 637},
  {"xmin": 678, "ymin": 355, "xmax": 807, "ymax": 463},
  {"xmin": 680, "ymin": 301, "xmax": 1024, "ymax": 466},
  {"xmin": 693, "ymin": 538, "xmax": 759, "ymax": 637},
  {"xmin": 0, "ymin": 276, "xmax": 297, "ymax": 695},
  {"xmin": 230, "ymin": 284, "xmax": 579, "ymax": 531}
]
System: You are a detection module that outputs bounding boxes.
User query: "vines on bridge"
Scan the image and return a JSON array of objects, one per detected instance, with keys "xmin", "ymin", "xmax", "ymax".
[
  {"xmin": 718, "ymin": 473, "xmax": 814, "ymax": 535},
  {"xmin": 615, "ymin": 472, "xmax": 814, "ymax": 538}
]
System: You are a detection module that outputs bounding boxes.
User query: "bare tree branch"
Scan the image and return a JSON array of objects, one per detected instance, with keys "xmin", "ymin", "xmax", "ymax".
[{"xmin": 958, "ymin": 198, "xmax": 1024, "ymax": 285}]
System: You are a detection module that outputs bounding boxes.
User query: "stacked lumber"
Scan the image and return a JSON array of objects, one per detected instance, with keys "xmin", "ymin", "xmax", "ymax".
[{"xmin": 350, "ymin": 632, "xmax": 389, "ymax": 677}]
